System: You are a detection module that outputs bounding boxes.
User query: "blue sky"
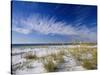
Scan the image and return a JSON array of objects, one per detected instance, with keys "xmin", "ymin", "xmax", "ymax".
[{"xmin": 12, "ymin": 1, "xmax": 97, "ymax": 44}]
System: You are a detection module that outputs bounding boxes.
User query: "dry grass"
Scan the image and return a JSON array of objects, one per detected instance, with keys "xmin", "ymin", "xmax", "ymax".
[
  {"xmin": 68, "ymin": 43, "xmax": 97, "ymax": 70},
  {"xmin": 43, "ymin": 57, "xmax": 57, "ymax": 72},
  {"xmin": 49, "ymin": 50, "xmax": 65, "ymax": 63},
  {"xmin": 82, "ymin": 48, "xmax": 97, "ymax": 69},
  {"xmin": 43, "ymin": 61, "xmax": 57, "ymax": 72},
  {"xmin": 23, "ymin": 43, "xmax": 97, "ymax": 71},
  {"xmin": 24, "ymin": 52, "xmax": 37, "ymax": 60},
  {"xmin": 42, "ymin": 50, "xmax": 65, "ymax": 72}
]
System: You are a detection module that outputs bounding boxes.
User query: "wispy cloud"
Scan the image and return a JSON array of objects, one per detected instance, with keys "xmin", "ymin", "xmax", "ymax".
[{"xmin": 12, "ymin": 14, "xmax": 97, "ymax": 42}]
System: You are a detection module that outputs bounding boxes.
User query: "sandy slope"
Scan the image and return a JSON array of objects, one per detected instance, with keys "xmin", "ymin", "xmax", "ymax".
[{"xmin": 12, "ymin": 45, "xmax": 89, "ymax": 74}]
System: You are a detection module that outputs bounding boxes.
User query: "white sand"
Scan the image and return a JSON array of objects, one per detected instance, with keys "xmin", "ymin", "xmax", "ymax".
[{"xmin": 12, "ymin": 45, "xmax": 94, "ymax": 74}]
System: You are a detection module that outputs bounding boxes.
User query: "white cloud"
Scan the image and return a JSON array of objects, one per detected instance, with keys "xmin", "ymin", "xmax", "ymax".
[
  {"xmin": 12, "ymin": 14, "xmax": 97, "ymax": 42},
  {"xmin": 13, "ymin": 28, "xmax": 32, "ymax": 34},
  {"xmin": 13, "ymin": 14, "xmax": 78, "ymax": 35}
]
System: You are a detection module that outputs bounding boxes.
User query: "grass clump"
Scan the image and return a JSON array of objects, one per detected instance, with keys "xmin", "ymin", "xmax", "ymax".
[
  {"xmin": 82, "ymin": 48, "xmax": 97, "ymax": 69},
  {"xmin": 43, "ymin": 59, "xmax": 57, "ymax": 72},
  {"xmin": 24, "ymin": 52, "xmax": 37, "ymax": 60},
  {"xmin": 43, "ymin": 51, "xmax": 65, "ymax": 72},
  {"xmin": 82, "ymin": 59, "xmax": 97, "ymax": 69},
  {"xmin": 68, "ymin": 43, "xmax": 97, "ymax": 70},
  {"xmin": 50, "ymin": 51, "xmax": 64, "ymax": 63},
  {"xmin": 25, "ymin": 54, "xmax": 37, "ymax": 60}
]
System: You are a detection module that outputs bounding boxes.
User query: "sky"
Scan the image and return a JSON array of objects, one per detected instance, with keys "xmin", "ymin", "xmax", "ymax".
[{"xmin": 12, "ymin": 1, "xmax": 97, "ymax": 44}]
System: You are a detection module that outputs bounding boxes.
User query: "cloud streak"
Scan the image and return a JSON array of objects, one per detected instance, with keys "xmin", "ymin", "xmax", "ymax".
[{"xmin": 12, "ymin": 14, "xmax": 97, "ymax": 42}]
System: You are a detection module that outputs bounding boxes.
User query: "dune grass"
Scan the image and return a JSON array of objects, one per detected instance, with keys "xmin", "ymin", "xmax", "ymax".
[
  {"xmin": 43, "ymin": 59, "xmax": 57, "ymax": 72},
  {"xmin": 50, "ymin": 51, "xmax": 64, "ymax": 63},
  {"xmin": 68, "ymin": 43, "xmax": 97, "ymax": 70},
  {"xmin": 82, "ymin": 48, "xmax": 97, "ymax": 69},
  {"xmin": 42, "ymin": 50, "xmax": 65, "ymax": 72},
  {"xmin": 24, "ymin": 52, "xmax": 37, "ymax": 60},
  {"xmin": 21, "ymin": 43, "xmax": 97, "ymax": 71}
]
